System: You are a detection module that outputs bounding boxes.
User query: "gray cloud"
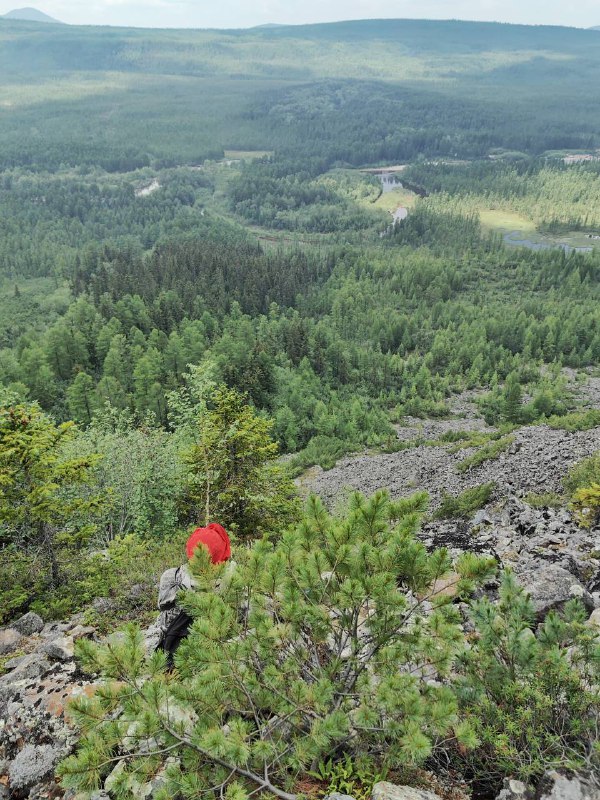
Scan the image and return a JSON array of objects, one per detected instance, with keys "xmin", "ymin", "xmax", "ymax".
[{"xmin": 0, "ymin": 0, "xmax": 598, "ymax": 28}]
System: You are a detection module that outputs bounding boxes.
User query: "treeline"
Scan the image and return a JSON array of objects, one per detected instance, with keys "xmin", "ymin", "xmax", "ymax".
[
  {"xmin": 402, "ymin": 159, "xmax": 600, "ymax": 230},
  {"xmin": 0, "ymin": 168, "xmax": 214, "ymax": 278},
  {"xmin": 2, "ymin": 210, "xmax": 599, "ymax": 466},
  {"xmin": 228, "ymin": 157, "xmax": 384, "ymax": 232}
]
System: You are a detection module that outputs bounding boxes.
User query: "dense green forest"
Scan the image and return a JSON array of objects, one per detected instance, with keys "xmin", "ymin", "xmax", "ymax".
[{"xmin": 1, "ymin": 17, "xmax": 600, "ymax": 798}]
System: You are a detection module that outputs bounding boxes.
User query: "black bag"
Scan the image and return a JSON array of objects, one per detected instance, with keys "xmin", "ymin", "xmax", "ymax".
[{"xmin": 157, "ymin": 609, "xmax": 192, "ymax": 669}]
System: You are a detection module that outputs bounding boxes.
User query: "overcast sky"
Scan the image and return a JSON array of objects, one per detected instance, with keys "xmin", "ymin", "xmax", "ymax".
[{"xmin": 2, "ymin": 0, "xmax": 600, "ymax": 29}]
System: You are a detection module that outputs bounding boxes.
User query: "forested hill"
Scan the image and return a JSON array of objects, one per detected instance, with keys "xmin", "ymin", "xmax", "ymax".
[{"xmin": 0, "ymin": 16, "xmax": 600, "ymax": 169}]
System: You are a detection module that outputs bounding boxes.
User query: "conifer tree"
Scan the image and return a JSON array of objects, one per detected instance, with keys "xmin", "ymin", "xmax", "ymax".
[
  {"xmin": 185, "ymin": 386, "xmax": 299, "ymax": 537},
  {"xmin": 0, "ymin": 402, "xmax": 103, "ymax": 586},
  {"xmin": 61, "ymin": 491, "xmax": 496, "ymax": 799}
]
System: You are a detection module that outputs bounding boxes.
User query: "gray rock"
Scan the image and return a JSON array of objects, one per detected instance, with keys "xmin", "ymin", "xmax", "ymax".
[
  {"xmin": 0, "ymin": 653, "xmax": 52, "ymax": 682},
  {"xmin": 538, "ymin": 771, "xmax": 600, "ymax": 800},
  {"xmin": 92, "ymin": 597, "xmax": 116, "ymax": 614},
  {"xmin": 11, "ymin": 612, "xmax": 44, "ymax": 636},
  {"xmin": 68, "ymin": 624, "xmax": 96, "ymax": 641},
  {"xmin": 8, "ymin": 744, "xmax": 62, "ymax": 790},
  {"xmin": 40, "ymin": 636, "xmax": 75, "ymax": 662},
  {"xmin": 496, "ymin": 778, "xmax": 529, "ymax": 800},
  {"xmin": 588, "ymin": 608, "xmax": 600, "ymax": 629},
  {"xmin": 143, "ymin": 622, "xmax": 162, "ymax": 655},
  {"xmin": 372, "ymin": 782, "xmax": 443, "ymax": 800},
  {"xmin": 324, "ymin": 794, "xmax": 357, "ymax": 800},
  {"xmin": 0, "ymin": 628, "xmax": 23, "ymax": 655},
  {"xmin": 128, "ymin": 583, "xmax": 147, "ymax": 600},
  {"xmin": 515, "ymin": 565, "xmax": 594, "ymax": 620},
  {"xmin": 472, "ymin": 509, "xmax": 493, "ymax": 526}
]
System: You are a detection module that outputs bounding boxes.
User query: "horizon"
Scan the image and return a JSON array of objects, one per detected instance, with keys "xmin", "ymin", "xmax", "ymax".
[{"xmin": 1, "ymin": 2, "xmax": 599, "ymax": 31}]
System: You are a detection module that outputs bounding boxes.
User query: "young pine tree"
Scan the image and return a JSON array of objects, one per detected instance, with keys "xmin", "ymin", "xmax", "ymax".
[{"xmin": 61, "ymin": 491, "xmax": 496, "ymax": 800}]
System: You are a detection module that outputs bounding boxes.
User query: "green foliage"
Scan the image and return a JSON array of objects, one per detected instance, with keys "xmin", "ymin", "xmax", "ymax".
[
  {"xmin": 0, "ymin": 401, "xmax": 103, "ymax": 588},
  {"xmin": 454, "ymin": 572, "xmax": 600, "ymax": 792},
  {"xmin": 185, "ymin": 386, "xmax": 300, "ymax": 538},
  {"xmin": 309, "ymin": 755, "xmax": 387, "ymax": 800},
  {"xmin": 64, "ymin": 406, "xmax": 188, "ymax": 544},
  {"xmin": 434, "ymin": 483, "xmax": 496, "ymax": 520},
  {"xmin": 523, "ymin": 492, "xmax": 563, "ymax": 510},
  {"xmin": 547, "ymin": 409, "xmax": 600, "ymax": 432},
  {"xmin": 456, "ymin": 436, "xmax": 515, "ymax": 474},
  {"xmin": 571, "ymin": 484, "xmax": 600, "ymax": 529},
  {"xmin": 0, "ymin": 528, "xmax": 185, "ymax": 626},
  {"xmin": 60, "ymin": 491, "xmax": 496, "ymax": 799},
  {"xmin": 564, "ymin": 452, "xmax": 600, "ymax": 497}
]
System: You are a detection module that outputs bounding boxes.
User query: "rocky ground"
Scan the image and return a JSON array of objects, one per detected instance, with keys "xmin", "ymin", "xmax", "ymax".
[
  {"xmin": 2, "ymin": 384, "xmax": 600, "ymax": 799},
  {"xmin": 304, "ymin": 423, "xmax": 600, "ymax": 509},
  {"xmin": 303, "ymin": 378, "xmax": 600, "ymax": 509}
]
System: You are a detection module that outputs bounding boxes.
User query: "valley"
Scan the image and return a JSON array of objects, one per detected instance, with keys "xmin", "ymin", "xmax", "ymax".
[{"xmin": 0, "ymin": 13, "xmax": 600, "ymax": 800}]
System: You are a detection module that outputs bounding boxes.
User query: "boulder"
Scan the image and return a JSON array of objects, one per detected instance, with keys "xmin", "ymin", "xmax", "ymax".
[
  {"xmin": 587, "ymin": 608, "xmax": 600, "ymax": 630},
  {"xmin": 40, "ymin": 636, "xmax": 75, "ymax": 662},
  {"xmin": 11, "ymin": 612, "xmax": 44, "ymax": 636},
  {"xmin": 515, "ymin": 565, "xmax": 594, "ymax": 620},
  {"xmin": 68, "ymin": 624, "xmax": 96, "ymax": 641},
  {"xmin": 0, "ymin": 653, "xmax": 51, "ymax": 682},
  {"xmin": 372, "ymin": 782, "xmax": 444, "ymax": 800},
  {"xmin": 92, "ymin": 597, "xmax": 116, "ymax": 614},
  {"xmin": 537, "ymin": 771, "xmax": 600, "ymax": 800},
  {"xmin": 325, "ymin": 795, "xmax": 357, "ymax": 800},
  {"xmin": 8, "ymin": 744, "xmax": 62, "ymax": 790},
  {"xmin": 0, "ymin": 628, "xmax": 23, "ymax": 655},
  {"xmin": 496, "ymin": 778, "xmax": 529, "ymax": 799}
]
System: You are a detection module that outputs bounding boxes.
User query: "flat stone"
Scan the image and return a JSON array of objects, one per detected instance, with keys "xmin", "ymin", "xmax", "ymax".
[
  {"xmin": 11, "ymin": 612, "xmax": 44, "ymax": 636},
  {"xmin": 8, "ymin": 744, "xmax": 62, "ymax": 790},
  {"xmin": 0, "ymin": 628, "xmax": 23, "ymax": 655},
  {"xmin": 68, "ymin": 625, "xmax": 96, "ymax": 641},
  {"xmin": 325, "ymin": 794, "xmax": 357, "ymax": 800},
  {"xmin": 0, "ymin": 653, "xmax": 52, "ymax": 683},
  {"xmin": 41, "ymin": 636, "xmax": 75, "ymax": 662},
  {"xmin": 372, "ymin": 782, "xmax": 443, "ymax": 800}
]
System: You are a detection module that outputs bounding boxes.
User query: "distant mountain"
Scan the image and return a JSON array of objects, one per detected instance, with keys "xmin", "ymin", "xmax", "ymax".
[{"xmin": 2, "ymin": 7, "xmax": 61, "ymax": 23}]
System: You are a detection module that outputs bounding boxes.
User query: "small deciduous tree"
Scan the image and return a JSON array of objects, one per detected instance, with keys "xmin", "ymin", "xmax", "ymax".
[{"xmin": 61, "ymin": 491, "xmax": 495, "ymax": 800}]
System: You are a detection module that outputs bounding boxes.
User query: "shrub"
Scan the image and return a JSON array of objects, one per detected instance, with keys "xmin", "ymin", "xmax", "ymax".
[
  {"xmin": 564, "ymin": 451, "xmax": 600, "ymax": 496},
  {"xmin": 0, "ymin": 532, "xmax": 185, "ymax": 626},
  {"xmin": 547, "ymin": 409, "xmax": 600, "ymax": 432},
  {"xmin": 185, "ymin": 386, "xmax": 300, "ymax": 538},
  {"xmin": 453, "ymin": 572, "xmax": 600, "ymax": 794},
  {"xmin": 523, "ymin": 492, "xmax": 563, "ymax": 509},
  {"xmin": 571, "ymin": 483, "xmax": 600, "ymax": 529},
  {"xmin": 309, "ymin": 755, "xmax": 387, "ymax": 800},
  {"xmin": 456, "ymin": 435, "xmax": 515, "ymax": 473},
  {"xmin": 289, "ymin": 435, "xmax": 353, "ymax": 473},
  {"xmin": 60, "ymin": 491, "xmax": 496, "ymax": 800},
  {"xmin": 434, "ymin": 483, "xmax": 496, "ymax": 520}
]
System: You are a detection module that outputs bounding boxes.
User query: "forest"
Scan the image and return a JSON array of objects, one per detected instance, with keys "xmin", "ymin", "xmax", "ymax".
[{"xmin": 1, "ymin": 14, "xmax": 600, "ymax": 800}]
